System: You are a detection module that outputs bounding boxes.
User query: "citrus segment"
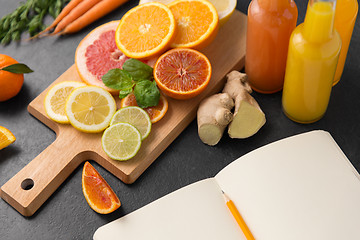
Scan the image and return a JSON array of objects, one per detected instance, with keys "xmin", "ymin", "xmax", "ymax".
[
  {"xmin": 168, "ymin": 0, "xmax": 219, "ymax": 49},
  {"xmin": 66, "ymin": 86, "xmax": 116, "ymax": 133},
  {"xmin": 82, "ymin": 161, "xmax": 121, "ymax": 214},
  {"xmin": 115, "ymin": 2, "xmax": 176, "ymax": 59},
  {"xmin": 44, "ymin": 81, "xmax": 86, "ymax": 124},
  {"xmin": 0, "ymin": 126, "xmax": 16, "ymax": 150},
  {"xmin": 120, "ymin": 93, "xmax": 168, "ymax": 123},
  {"xmin": 154, "ymin": 48, "xmax": 212, "ymax": 100},
  {"xmin": 75, "ymin": 21, "xmax": 129, "ymax": 94},
  {"xmin": 110, "ymin": 106, "xmax": 152, "ymax": 140},
  {"xmin": 102, "ymin": 123, "xmax": 142, "ymax": 161}
]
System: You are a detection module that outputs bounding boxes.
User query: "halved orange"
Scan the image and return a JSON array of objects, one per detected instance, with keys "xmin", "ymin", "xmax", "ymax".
[
  {"xmin": 115, "ymin": 2, "xmax": 176, "ymax": 59},
  {"xmin": 82, "ymin": 161, "xmax": 121, "ymax": 214},
  {"xmin": 154, "ymin": 48, "xmax": 212, "ymax": 100},
  {"xmin": 168, "ymin": 0, "xmax": 219, "ymax": 50},
  {"xmin": 0, "ymin": 126, "xmax": 16, "ymax": 150},
  {"xmin": 120, "ymin": 93, "xmax": 169, "ymax": 123}
]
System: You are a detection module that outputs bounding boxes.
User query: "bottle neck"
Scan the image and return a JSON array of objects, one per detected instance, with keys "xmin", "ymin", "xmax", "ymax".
[
  {"xmin": 258, "ymin": 0, "xmax": 292, "ymax": 12},
  {"xmin": 303, "ymin": 0, "xmax": 337, "ymax": 42}
]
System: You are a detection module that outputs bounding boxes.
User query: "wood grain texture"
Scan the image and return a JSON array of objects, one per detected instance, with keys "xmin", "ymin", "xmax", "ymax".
[{"xmin": 0, "ymin": 10, "xmax": 247, "ymax": 216}]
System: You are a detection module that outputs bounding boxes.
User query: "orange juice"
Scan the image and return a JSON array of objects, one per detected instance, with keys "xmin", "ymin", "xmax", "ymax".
[
  {"xmin": 282, "ymin": 0, "xmax": 341, "ymax": 123},
  {"xmin": 245, "ymin": 0, "xmax": 298, "ymax": 94},
  {"xmin": 333, "ymin": 0, "xmax": 358, "ymax": 85}
]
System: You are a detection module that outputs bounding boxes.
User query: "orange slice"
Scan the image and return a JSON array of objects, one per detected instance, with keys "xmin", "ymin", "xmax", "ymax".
[
  {"xmin": 120, "ymin": 93, "xmax": 169, "ymax": 123},
  {"xmin": 168, "ymin": 0, "xmax": 219, "ymax": 50},
  {"xmin": 82, "ymin": 161, "xmax": 121, "ymax": 214},
  {"xmin": 0, "ymin": 126, "xmax": 16, "ymax": 150},
  {"xmin": 115, "ymin": 2, "xmax": 176, "ymax": 59},
  {"xmin": 154, "ymin": 48, "xmax": 212, "ymax": 100}
]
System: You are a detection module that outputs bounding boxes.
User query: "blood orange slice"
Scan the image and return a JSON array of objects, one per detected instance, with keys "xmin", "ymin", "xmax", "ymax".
[
  {"xmin": 75, "ymin": 21, "xmax": 128, "ymax": 94},
  {"xmin": 154, "ymin": 48, "xmax": 212, "ymax": 100},
  {"xmin": 82, "ymin": 161, "xmax": 121, "ymax": 214},
  {"xmin": 120, "ymin": 93, "xmax": 168, "ymax": 123}
]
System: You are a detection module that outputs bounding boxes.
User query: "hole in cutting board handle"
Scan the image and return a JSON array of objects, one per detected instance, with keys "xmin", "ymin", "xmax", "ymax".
[{"xmin": 21, "ymin": 178, "xmax": 34, "ymax": 190}]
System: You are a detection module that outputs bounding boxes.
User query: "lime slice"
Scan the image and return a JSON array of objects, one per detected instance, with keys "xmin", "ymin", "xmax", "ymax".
[
  {"xmin": 110, "ymin": 106, "xmax": 152, "ymax": 140},
  {"xmin": 66, "ymin": 86, "xmax": 116, "ymax": 133},
  {"xmin": 102, "ymin": 123, "xmax": 142, "ymax": 161}
]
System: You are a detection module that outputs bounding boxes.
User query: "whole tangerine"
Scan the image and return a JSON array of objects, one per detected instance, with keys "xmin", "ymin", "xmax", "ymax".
[{"xmin": 0, "ymin": 54, "xmax": 24, "ymax": 102}]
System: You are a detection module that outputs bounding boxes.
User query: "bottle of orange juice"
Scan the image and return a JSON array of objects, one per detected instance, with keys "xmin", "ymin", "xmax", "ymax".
[
  {"xmin": 245, "ymin": 0, "xmax": 298, "ymax": 94},
  {"xmin": 282, "ymin": 0, "xmax": 341, "ymax": 124},
  {"xmin": 333, "ymin": 0, "xmax": 358, "ymax": 85}
]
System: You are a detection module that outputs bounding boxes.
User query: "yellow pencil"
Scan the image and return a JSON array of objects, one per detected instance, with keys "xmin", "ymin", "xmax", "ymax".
[{"xmin": 222, "ymin": 191, "xmax": 255, "ymax": 240}]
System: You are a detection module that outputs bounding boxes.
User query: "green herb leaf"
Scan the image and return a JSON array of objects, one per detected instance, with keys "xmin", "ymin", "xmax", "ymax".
[
  {"xmin": 1, "ymin": 63, "xmax": 34, "ymax": 74},
  {"xmin": 123, "ymin": 59, "xmax": 154, "ymax": 81},
  {"xmin": 102, "ymin": 68, "xmax": 134, "ymax": 90},
  {"xmin": 134, "ymin": 80, "xmax": 160, "ymax": 108},
  {"xmin": 119, "ymin": 88, "xmax": 133, "ymax": 99}
]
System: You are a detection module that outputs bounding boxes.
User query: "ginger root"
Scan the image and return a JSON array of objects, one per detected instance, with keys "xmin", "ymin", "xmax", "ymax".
[
  {"xmin": 197, "ymin": 71, "xmax": 266, "ymax": 145},
  {"xmin": 197, "ymin": 93, "xmax": 234, "ymax": 146},
  {"xmin": 223, "ymin": 71, "xmax": 266, "ymax": 139}
]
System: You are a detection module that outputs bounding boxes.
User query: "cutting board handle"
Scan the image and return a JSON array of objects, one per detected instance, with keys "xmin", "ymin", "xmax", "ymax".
[{"xmin": 0, "ymin": 134, "xmax": 85, "ymax": 216}]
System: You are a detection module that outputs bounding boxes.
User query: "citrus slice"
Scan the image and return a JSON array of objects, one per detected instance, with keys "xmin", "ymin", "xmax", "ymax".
[
  {"xmin": 44, "ymin": 81, "xmax": 86, "ymax": 124},
  {"xmin": 0, "ymin": 126, "xmax": 16, "ymax": 150},
  {"xmin": 75, "ymin": 21, "xmax": 130, "ymax": 94},
  {"xmin": 138, "ymin": 0, "xmax": 236, "ymax": 26},
  {"xmin": 154, "ymin": 48, "xmax": 212, "ymax": 100},
  {"xmin": 120, "ymin": 93, "xmax": 168, "ymax": 123},
  {"xmin": 115, "ymin": 2, "xmax": 176, "ymax": 59},
  {"xmin": 168, "ymin": 0, "xmax": 219, "ymax": 49},
  {"xmin": 102, "ymin": 123, "xmax": 142, "ymax": 161},
  {"xmin": 110, "ymin": 106, "xmax": 152, "ymax": 140},
  {"xmin": 82, "ymin": 161, "xmax": 121, "ymax": 214},
  {"xmin": 65, "ymin": 86, "xmax": 116, "ymax": 133}
]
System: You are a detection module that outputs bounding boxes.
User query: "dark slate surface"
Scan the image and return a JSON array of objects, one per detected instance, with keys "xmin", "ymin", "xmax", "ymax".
[{"xmin": 0, "ymin": 0, "xmax": 359, "ymax": 239}]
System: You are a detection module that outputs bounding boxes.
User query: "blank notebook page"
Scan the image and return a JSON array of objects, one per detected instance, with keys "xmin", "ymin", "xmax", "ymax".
[
  {"xmin": 216, "ymin": 130, "xmax": 360, "ymax": 240},
  {"xmin": 93, "ymin": 178, "xmax": 246, "ymax": 240}
]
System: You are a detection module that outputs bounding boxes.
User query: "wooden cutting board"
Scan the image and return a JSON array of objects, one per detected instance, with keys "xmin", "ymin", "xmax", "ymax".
[{"xmin": 0, "ymin": 10, "xmax": 247, "ymax": 217}]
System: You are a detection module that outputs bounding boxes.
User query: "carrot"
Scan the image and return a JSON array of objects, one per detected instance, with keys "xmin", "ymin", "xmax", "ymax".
[
  {"xmin": 51, "ymin": 0, "xmax": 103, "ymax": 35},
  {"xmin": 60, "ymin": 0, "xmax": 129, "ymax": 34},
  {"xmin": 34, "ymin": 0, "xmax": 84, "ymax": 38}
]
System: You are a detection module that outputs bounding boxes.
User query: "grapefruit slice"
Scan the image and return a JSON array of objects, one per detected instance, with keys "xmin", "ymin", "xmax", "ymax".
[
  {"xmin": 120, "ymin": 93, "xmax": 169, "ymax": 123},
  {"xmin": 154, "ymin": 48, "xmax": 212, "ymax": 100},
  {"xmin": 82, "ymin": 161, "xmax": 121, "ymax": 214},
  {"xmin": 75, "ymin": 21, "xmax": 128, "ymax": 94}
]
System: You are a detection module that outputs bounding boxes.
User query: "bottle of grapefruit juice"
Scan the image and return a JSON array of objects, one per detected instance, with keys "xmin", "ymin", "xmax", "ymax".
[
  {"xmin": 245, "ymin": 0, "xmax": 298, "ymax": 94},
  {"xmin": 282, "ymin": 0, "xmax": 341, "ymax": 123}
]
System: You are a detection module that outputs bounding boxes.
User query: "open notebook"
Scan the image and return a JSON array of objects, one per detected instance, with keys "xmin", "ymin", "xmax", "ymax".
[{"xmin": 93, "ymin": 130, "xmax": 360, "ymax": 240}]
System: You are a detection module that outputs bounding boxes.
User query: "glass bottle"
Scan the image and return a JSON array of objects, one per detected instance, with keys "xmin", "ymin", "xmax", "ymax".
[
  {"xmin": 282, "ymin": 0, "xmax": 341, "ymax": 123},
  {"xmin": 245, "ymin": 0, "xmax": 298, "ymax": 94},
  {"xmin": 333, "ymin": 0, "xmax": 358, "ymax": 85}
]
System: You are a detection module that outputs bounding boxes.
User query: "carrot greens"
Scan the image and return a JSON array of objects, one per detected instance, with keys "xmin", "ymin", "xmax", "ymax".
[{"xmin": 0, "ymin": 0, "xmax": 70, "ymax": 44}]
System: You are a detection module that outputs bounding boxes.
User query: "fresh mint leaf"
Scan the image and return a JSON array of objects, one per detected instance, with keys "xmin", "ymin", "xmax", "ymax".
[
  {"xmin": 119, "ymin": 88, "xmax": 132, "ymax": 99},
  {"xmin": 1, "ymin": 63, "xmax": 34, "ymax": 74},
  {"xmin": 134, "ymin": 80, "xmax": 160, "ymax": 108},
  {"xmin": 102, "ymin": 68, "xmax": 134, "ymax": 90},
  {"xmin": 123, "ymin": 59, "xmax": 153, "ymax": 81}
]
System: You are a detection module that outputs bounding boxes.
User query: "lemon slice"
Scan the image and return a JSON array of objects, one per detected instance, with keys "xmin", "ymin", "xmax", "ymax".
[
  {"xmin": 44, "ymin": 81, "xmax": 86, "ymax": 124},
  {"xmin": 138, "ymin": 0, "xmax": 236, "ymax": 26},
  {"xmin": 0, "ymin": 126, "xmax": 16, "ymax": 150},
  {"xmin": 102, "ymin": 123, "xmax": 142, "ymax": 161},
  {"xmin": 110, "ymin": 106, "xmax": 152, "ymax": 140},
  {"xmin": 66, "ymin": 86, "xmax": 116, "ymax": 133}
]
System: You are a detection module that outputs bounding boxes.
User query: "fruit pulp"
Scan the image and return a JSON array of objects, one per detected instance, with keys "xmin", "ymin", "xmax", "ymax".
[
  {"xmin": 333, "ymin": 0, "xmax": 358, "ymax": 85},
  {"xmin": 282, "ymin": 0, "xmax": 341, "ymax": 123},
  {"xmin": 245, "ymin": 0, "xmax": 298, "ymax": 93}
]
